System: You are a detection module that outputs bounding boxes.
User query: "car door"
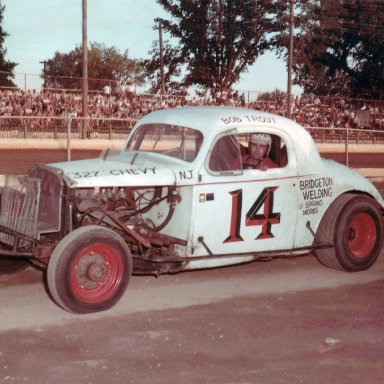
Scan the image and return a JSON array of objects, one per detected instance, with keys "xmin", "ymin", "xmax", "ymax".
[{"xmin": 191, "ymin": 130, "xmax": 299, "ymax": 258}]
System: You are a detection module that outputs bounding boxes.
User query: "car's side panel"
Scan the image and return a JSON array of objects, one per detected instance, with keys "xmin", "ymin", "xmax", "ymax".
[
  {"xmin": 293, "ymin": 158, "xmax": 384, "ymax": 248},
  {"xmin": 190, "ymin": 166, "xmax": 299, "ymax": 259},
  {"xmin": 292, "ymin": 172, "xmax": 336, "ymax": 248}
]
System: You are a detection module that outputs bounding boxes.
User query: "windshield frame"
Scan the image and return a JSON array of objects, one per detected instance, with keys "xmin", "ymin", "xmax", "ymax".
[{"xmin": 126, "ymin": 123, "xmax": 204, "ymax": 163}]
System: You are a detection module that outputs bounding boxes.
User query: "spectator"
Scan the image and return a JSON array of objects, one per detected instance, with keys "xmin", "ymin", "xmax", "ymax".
[
  {"xmin": 127, "ymin": 82, "xmax": 136, "ymax": 101},
  {"xmin": 103, "ymin": 84, "xmax": 112, "ymax": 97},
  {"xmin": 240, "ymin": 93, "xmax": 245, "ymax": 108}
]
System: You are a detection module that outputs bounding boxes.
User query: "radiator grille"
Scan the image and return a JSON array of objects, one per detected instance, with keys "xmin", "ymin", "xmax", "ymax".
[{"xmin": 0, "ymin": 175, "xmax": 41, "ymax": 247}]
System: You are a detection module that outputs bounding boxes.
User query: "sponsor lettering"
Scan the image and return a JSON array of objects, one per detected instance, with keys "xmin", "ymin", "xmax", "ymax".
[{"xmin": 299, "ymin": 177, "xmax": 333, "ymax": 216}]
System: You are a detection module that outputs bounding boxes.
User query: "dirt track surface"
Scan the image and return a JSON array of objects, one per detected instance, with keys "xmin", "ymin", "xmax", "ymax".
[
  {"xmin": 1, "ymin": 251, "xmax": 384, "ymax": 384},
  {"xmin": 0, "ymin": 146, "xmax": 383, "ymax": 383}
]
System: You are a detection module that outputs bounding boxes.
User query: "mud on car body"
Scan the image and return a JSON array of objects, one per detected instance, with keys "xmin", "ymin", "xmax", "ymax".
[{"xmin": 0, "ymin": 106, "xmax": 383, "ymax": 313}]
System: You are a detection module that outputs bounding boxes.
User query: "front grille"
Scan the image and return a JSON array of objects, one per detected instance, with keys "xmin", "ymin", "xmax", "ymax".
[{"xmin": 0, "ymin": 175, "xmax": 41, "ymax": 247}]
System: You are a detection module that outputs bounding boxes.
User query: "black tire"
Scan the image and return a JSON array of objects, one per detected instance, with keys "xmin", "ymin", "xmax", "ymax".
[
  {"xmin": 315, "ymin": 194, "xmax": 383, "ymax": 272},
  {"xmin": 47, "ymin": 225, "xmax": 132, "ymax": 314},
  {"xmin": 0, "ymin": 257, "xmax": 29, "ymax": 275}
]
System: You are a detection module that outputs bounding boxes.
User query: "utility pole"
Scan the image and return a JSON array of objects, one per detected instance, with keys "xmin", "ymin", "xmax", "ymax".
[
  {"xmin": 287, "ymin": 0, "xmax": 294, "ymax": 119},
  {"xmin": 159, "ymin": 21, "xmax": 166, "ymax": 95},
  {"xmin": 82, "ymin": 0, "xmax": 88, "ymax": 138},
  {"xmin": 39, "ymin": 60, "xmax": 47, "ymax": 89}
]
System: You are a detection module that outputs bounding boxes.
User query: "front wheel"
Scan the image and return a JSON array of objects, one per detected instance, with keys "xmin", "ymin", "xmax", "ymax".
[
  {"xmin": 315, "ymin": 194, "xmax": 383, "ymax": 272},
  {"xmin": 47, "ymin": 225, "xmax": 132, "ymax": 313}
]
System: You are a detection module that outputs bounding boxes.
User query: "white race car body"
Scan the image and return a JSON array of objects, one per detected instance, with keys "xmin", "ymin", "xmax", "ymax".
[
  {"xmin": 52, "ymin": 107, "xmax": 384, "ymax": 268},
  {"xmin": 1, "ymin": 106, "xmax": 383, "ymax": 313}
]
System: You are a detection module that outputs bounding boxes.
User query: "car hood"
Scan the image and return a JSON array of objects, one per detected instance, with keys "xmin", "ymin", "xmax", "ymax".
[{"xmin": 47, "ymin": 156, "xmax": 177, "ymax": 188}]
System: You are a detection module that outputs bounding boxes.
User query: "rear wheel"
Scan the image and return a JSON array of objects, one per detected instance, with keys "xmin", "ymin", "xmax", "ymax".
[
  {"xmin": 315, "ymin": 194, "xmax": 383, "ymax": 271},
  {"xmin": 47, "ymin": 225, "xmax": 132, "ymax": 313}
]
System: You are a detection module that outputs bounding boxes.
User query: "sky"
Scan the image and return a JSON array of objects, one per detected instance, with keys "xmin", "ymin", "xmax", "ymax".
[{"xmin": 2, "ymin": 0, "xmax": 301, "ymax": 96}]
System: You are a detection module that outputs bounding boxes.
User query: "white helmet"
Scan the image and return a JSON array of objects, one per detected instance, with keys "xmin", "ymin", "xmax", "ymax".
[
  {"xmin": 249, "ymin": 133, "xmax": 271, "ymax": 147},
  {"xmin": 249, "ymin": 133, "xmax": 271, "ymax": 157}
]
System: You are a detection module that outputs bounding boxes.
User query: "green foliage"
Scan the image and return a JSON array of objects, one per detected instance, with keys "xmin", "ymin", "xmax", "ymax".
[
  {"xmin": 43, "ymin": 42, "xmax": 146, "ymax": 91},
  {"xmin": 0, "ymin": 2, "xmax": 17, "ymax": 87},
  {"xmin": 144, "ymin": 39, "xmax": 187, "ymax": 95},
  {"xmin": 146, "ymin": 0, "xmax": 285, "ymax": 94},
  {"xmin": 256, "ymin": 89, "xmax": 286, "ymax": 102},
  {"xmin": 279, "ymin": 0, "xmax": 384, "ymax": 99}
]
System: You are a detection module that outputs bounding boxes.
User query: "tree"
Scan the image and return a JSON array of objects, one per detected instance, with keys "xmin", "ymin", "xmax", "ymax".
[
  {"xmin": 257, "ymin": 89, "xmax": 286, "ymax": 102},
  {"xmin": 145, "ymin": 39, "xmax": 187, "ymax": 95},
  {"xmin": 146, "ymin": 0, "xmax": 285, "ymax": 94},
  {"xmin": 0, "ymin": 2, "xmax": 17, "ymax": 87},
  {"xmin": 43, "ymin": 42, "xmax": 146, "ymax": 91},
  {"xmin": 280, "ymin": 0, "xmax": 384, "ymax": 99}
]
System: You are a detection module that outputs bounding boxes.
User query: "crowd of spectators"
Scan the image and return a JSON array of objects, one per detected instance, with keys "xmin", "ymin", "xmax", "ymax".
[
  {"xmin": 0, "ymin": 87, "xmax": 183, "ymax": 120},
  {"xmin": 249, "ymin": 95, "xmax": 384, "ymax": 130},
  {"xmin": 0, "ymin": 87, "xmax": 383, "ymax": 130}
]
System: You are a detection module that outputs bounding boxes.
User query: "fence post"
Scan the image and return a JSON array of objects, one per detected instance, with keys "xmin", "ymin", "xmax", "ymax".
[
  {"xmin": 54, "ymin": 119, "xmax": 57, "ymax": 140},
  {"xmin": 23, "ymin": 118, "xmax": 28, "ymax": 139},
  {"xmin": 67, "ymin": 118, "xmax": 72, "ymax": 162},
  {"xmin": 345, "ymin": 125, "xmax": 349, "ymax": 166}
]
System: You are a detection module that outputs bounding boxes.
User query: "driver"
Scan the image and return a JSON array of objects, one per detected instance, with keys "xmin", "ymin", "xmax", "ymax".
[{"xmin": 242, "ymin": 133, "xmax": 277, "ymax": 171}]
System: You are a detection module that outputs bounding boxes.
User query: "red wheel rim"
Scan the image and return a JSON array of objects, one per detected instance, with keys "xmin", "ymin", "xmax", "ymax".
[
  {"xmin": 70, "ymin": 243, "xmax": 124, "ymax": 304},
  {"xmin": 347, "ymin": 213, "xmax": 377, "ymax": 258}
]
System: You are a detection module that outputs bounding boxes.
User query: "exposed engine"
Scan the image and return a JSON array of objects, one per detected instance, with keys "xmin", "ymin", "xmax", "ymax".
[
  {"xmin": 0, "ymin": 164, "xmax": 185, "ymax": 276},
  {"xmin": 74, "ymin": 185, "xmax": 180, "ymax": 231},
  {"xmin": 75, "ymin": 186, "xmax": 138, "ymax": 212}
]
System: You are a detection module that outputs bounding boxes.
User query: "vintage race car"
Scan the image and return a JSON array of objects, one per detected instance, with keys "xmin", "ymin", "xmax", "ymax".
[{"xmin": 0, "ymin": 106, "xmax": 383, "ymax": 313}]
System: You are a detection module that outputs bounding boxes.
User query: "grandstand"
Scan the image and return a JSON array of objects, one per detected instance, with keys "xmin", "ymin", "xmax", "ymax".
[
  {"xmin": 0, "ymin": 71, "xmax": 382, "ymax": 149},
  {"xmin": 0, "ymin": 84, "xmax": 383, "ymax": 130}
]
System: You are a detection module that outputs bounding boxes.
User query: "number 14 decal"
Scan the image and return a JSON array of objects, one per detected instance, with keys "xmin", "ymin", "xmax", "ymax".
[{"xmin": 224, "ymin": 187, "xmax": 280, "ymax": 243}]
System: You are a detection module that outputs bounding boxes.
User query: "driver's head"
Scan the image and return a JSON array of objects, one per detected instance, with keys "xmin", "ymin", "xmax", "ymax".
[{"xmin": 248, "ymin": 133, "xmax": 271, "ymax": 160}]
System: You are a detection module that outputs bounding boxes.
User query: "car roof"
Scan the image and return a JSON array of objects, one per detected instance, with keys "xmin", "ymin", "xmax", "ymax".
[
  {"xmin": 134, "ymin": 106, "xmax": 320, "ymax": 167},
  {"xmin": 136, "ymin": 106, "xmax": 302, "ymax": 136}
]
